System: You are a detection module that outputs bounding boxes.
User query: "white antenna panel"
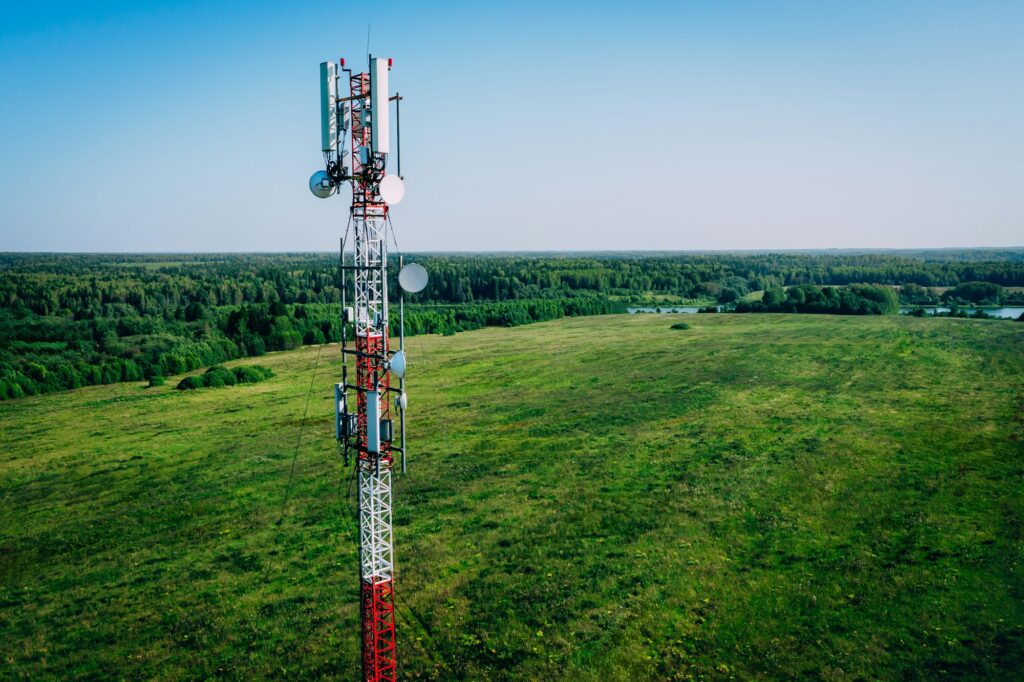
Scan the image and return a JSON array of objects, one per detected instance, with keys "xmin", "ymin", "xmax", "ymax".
[
  {"xmin": 320, "ymin": 61, "xmax": 338, "ymax": 152},
  {"xmin": 370, "ymin": 57, "xmax": 390, "ymax": 154},
  {"xmin": 366, "ymin": 390, "xmax": 381, "ymax": 453}
]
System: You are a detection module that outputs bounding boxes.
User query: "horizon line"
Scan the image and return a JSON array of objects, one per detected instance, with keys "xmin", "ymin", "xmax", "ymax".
[{"xmin": 3, "ymin": 246, "xmax": 1024, "ymax": 256}]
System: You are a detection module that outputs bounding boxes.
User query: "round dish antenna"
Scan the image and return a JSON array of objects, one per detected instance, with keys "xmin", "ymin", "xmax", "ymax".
[
  {"xmin": 398, "ymin": 263, "xmax": 428, "ymax": 293},
  {"xmin": 388, "ymin": 350, "xmax": 407, "ymax": 379},
  {"xmin": 309, "ymin": 170, "xmax": 334, "ymax": 198},
  {"xmin": 379, "ymin": 175, "xmax": 405, "ymax": 205}
]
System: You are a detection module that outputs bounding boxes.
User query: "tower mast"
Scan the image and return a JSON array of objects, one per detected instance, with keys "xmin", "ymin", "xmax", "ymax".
[
  {"xmin": 348, "ymin": 60, "xmax": 397, "ymax": 682},
  {"xmin": 310, "ymin": 55, "xmax": 411, "ymax": 682}
]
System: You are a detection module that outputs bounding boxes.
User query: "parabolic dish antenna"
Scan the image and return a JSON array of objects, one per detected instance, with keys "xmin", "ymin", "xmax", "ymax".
[
  {"xmin": 398, "ymin": 263, "xmax": 428, "ymax": 293},
  {"xmin": 389, "ymin": 350, "xmax": 407, "ymax": 379},
  {"xmin": 309, "ymin": 170, "xmax": 334, "ymax": 198},
  {"xmin": 379, "ymin": 174, "xmax": 405, "ymax": 205}
]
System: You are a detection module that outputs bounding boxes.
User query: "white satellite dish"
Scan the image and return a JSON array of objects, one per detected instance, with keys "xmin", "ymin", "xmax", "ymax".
[
  {"xmin": 398, "ymin": 263, "xmax": 428, "ymax": 293},
  {"xmin": 388, "ymin": 350, "xmax": 407, "ymax": 379},
  {"xmin": 379, "ymin": 175, "xmax": 405, "ymax": 205}
]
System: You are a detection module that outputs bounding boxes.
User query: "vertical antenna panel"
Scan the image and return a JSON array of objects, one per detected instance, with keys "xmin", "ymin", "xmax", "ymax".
[
  {"xmin": 370, "ymin": 58, "xmax": 390, "ymax": 154},
  {"xmin": 320, "ymin": 61, "xmax": 338, "ymax": 152},
  {"xmin": 367, "ymin": 390, "xmax": 381, "ymax": 453},
  {"xmin": 335, "ymin": 383, "xmax": 346, "ymax": 440}
]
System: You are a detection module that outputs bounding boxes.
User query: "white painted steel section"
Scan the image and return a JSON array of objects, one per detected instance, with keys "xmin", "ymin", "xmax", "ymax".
[
  {"xmin": 353, "ymin": 215, "xmax": 388, "ymax": 337},
  {"xmin": 359, "ymin": 466, "xmax": 394, "ymax": 583}
]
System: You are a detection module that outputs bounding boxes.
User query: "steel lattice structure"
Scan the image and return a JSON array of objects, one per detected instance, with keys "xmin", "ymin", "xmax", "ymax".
[
  {"xmin": 313, "ymin": 57, "xmax": 405, "ymax": 682},
  {"xmin": 354, "ymin": 67, "xmax": 397, "ymax": 679},
  {"xmin": 348, "ymin": 67, "xmax": 398, "ymax": 682}
]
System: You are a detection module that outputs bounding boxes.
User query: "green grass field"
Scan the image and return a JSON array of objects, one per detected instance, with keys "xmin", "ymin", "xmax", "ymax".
[{"xmin": 2, "ymin": 314, "xmax": 1023, "ymax": 680}]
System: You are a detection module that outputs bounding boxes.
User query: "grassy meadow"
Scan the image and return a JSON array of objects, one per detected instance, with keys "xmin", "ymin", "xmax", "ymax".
[{"xmin": 1, "ymin": 314, "xmax": 1023, "ymax": 680}]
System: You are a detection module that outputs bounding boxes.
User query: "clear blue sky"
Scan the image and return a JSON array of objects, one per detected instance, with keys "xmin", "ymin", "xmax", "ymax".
[{"xmin": 1, "ymin": 1, "xmax": 1021, "ymax": 251}]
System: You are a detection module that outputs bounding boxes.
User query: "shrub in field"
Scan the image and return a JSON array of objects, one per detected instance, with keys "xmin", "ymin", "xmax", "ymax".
[
  {"xmin": 670, "ymin": 322, "xmax": 691, "ymax": 330},
  {"xmin": 148, "ymin": 376, "xmax": 165, "ymax": 387},
  {"xmin": 203, "ymin": 365, "xmax": 236, "ymax": 388},
  {"xmin": 176, "ymin": 375, "xmax": 205, "ymax": 390},
  {"xmin": 175, "ymin": 365, "xmax": 272, "ymax": 390},
  {"xmin": 234, "ymin": 365, "xmax": 273, "ymax": 383}
]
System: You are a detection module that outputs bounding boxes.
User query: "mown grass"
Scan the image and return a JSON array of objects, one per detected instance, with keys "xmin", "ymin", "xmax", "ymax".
[{"xmin": 1, "ymin": 314, "xmax": 1023, "ymax": 680}]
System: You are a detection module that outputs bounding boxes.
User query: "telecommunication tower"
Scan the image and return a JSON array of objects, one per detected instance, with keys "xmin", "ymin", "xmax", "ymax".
[{"xmin": 309, "ymin": 55, "xmax": 426, "ymax": 682}]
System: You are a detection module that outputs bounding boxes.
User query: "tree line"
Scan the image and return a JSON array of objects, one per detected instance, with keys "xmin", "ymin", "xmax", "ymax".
[
  {"xmin": 3, "ymin": 250, "xmax": 1023, "ymax": 400},
  {"xmin": 735, "ymin": 284, "xmax": 898, "ymax": 315}
]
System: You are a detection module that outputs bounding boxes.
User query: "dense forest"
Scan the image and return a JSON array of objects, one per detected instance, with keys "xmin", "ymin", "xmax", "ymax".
[{"xmin": 2, "ymin": 250, "xmax": 1023, "ymax": 399}]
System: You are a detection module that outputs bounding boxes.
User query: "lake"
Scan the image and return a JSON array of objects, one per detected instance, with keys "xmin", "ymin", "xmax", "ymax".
[
  {"xmin": 629, "ymin": 306, "xmax": 1023, "ymax": 319},
  {"xmin": 898, "ymin": 306, "xmax": 1024, "ymax": 319},
  {"xmin": 628, "ymin": 306, "xmax": 713, "ymax": 314}
]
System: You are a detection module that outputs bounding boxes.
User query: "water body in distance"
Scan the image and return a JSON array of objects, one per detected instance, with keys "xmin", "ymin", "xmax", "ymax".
[
  {"xmin": 629, "ymin": 306, "xmax": 1024, "ymax": 319},
  {"xmin": 629, "ymin": 307, "xmax": 713, "ymax": 314},
  {"xmin": 898, "ymin": 306, "xmax": 1024, "ymax": 319}
]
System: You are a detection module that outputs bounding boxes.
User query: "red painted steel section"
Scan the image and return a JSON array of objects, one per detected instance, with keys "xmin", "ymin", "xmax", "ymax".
[
  {"xmin": 355, "ymin": 333, "xmax": 392, "ymax": 466},
  {"xmin": 361, "ymin": 580, "xmax": 397, "ymax": 682}
]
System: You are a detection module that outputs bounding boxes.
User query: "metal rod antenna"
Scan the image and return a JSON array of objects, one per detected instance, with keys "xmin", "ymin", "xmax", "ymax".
[
  {"xmin": 395, "ymin": 93, "xmax": 401, "ymax": 178},
  {"xmin": 340, "ymin": 233, "xmax": 349, "ymax": 467},
  {"xmin": 399, "ymin": 254, "xmax": 407, "ymax": 474},
  {"xmin": 340, "ymin": 218, "xmax": 352, "ymax": 362}
]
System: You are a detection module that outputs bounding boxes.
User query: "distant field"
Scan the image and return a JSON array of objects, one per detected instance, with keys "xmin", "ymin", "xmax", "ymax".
[{"xmin": 1, "ymin": 314, "xmax": 1022, "ymax": 680}]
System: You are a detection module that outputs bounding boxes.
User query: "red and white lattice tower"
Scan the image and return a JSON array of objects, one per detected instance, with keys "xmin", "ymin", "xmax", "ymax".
[{"xmin": 310, "ymin": 55, "xmax": 412, "ymax": 682}]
